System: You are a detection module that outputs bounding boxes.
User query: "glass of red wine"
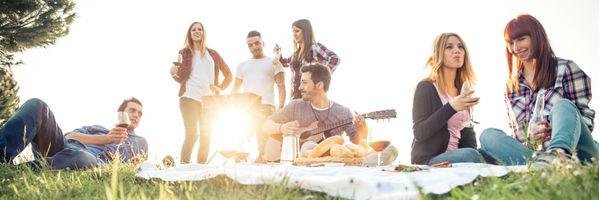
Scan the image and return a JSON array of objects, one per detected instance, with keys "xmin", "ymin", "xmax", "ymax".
[
  {"xmin": 368, "ymin": 140, "xmax": 391, "ymax": 167},
  {"xmin": 117, "ymin": 111, "xmax": 130, "ymax": 129}
]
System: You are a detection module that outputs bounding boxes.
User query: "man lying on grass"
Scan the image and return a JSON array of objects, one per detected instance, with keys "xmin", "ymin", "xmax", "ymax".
[{"xmin": 0, "ymin": 98, "xmax": 148, "ymax": 169}]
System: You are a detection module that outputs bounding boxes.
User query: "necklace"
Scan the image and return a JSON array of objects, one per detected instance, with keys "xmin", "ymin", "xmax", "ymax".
[{"xmin": 310, "ymin": 100, "xmax": 332, "ymax": 122}]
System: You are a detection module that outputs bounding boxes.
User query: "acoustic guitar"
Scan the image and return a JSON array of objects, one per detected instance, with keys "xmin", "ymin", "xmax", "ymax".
[{"xmin": 263, "ymin": 109, "xmax": 397, "ymax": 161}]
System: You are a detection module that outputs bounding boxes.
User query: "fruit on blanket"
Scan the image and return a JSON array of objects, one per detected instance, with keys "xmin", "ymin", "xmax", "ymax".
[
  {"xmin": 368, "ymin": 140, "xmax": 391, "ymax": 152},
  {"xmin": 430, "ymin": 161, "xmax": 452, "ymax": 168},
  {"xmin": 310, "ymin": 135, "xmax": 344, "ymax": 158},
  {"xmin": 364, "ymin": 145, "xmax": 398, "ymax": 166},
  {"xmin": 330, "ymin": 144, "xmax": 354, "ymax": 158}
]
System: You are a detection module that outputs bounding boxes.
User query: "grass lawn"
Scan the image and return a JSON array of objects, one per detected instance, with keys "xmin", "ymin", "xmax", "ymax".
[{"xmin": 1, "ymin": 158, "xmax": 597, "ymax": 199}]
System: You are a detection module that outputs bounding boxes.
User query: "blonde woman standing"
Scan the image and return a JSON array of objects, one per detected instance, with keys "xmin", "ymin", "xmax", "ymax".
[{"xmin": 170, "ymin": 22, "xmax": 232, "ymax": 164}]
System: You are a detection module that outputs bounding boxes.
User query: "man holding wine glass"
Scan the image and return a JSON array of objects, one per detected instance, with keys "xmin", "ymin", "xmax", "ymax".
[
  {"xmin": 263, "ymin": 63, "xmax": 397, "ymax": 165},
  {"xmin": 0, "ymin": 97, "xmax": 148, "ymax": 169}
]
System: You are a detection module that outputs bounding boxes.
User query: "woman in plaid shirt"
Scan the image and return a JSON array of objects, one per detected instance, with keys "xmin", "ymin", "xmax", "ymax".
[
  {"xmin": 480, "ymin": 14, "xmax": 598, "ymax": 169},
  {"xmin": 274, "ymin": 19, "xmax": 340, "ymax": 100}
]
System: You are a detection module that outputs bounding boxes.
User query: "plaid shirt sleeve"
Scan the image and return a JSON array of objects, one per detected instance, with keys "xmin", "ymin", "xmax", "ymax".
[
  {"xmin": 559, "ymin": 60, "xmax": 595, "ymax": 131},
  {"xmin": 312, "ymin": 43, "xmax": 340, "ymax": 72}
]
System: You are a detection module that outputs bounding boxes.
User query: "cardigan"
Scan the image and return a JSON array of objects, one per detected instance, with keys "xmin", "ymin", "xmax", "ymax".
[
  {"xmin": 172, "ymin": 48, "xmax": 232, "ymax": 97},
  {"xmin": 411, "ymin": 80, "xmax": 477, "ymax": 165}
]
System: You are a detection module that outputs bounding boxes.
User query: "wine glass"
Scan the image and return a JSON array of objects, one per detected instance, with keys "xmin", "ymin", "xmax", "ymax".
[
  {"xmin": 116, "ymin": 111, "xmax": 130, "ymax": 129},
  {"xmin": 173, "ymin": 53, "xmax": 182, "ymax": 66},
  {"xmin": 219, "ymin": 150, "xmax": 237, "ymax": 166},
  {"xmin": 460, "ymin": 81, "xmax": 479, "ymax": 127},
  {"xmin": 368, "ymin": 140, "xmax": 390, "ymax": 167}
]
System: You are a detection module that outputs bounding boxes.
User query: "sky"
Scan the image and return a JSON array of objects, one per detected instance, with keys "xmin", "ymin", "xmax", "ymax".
[{"xmin": 11, "ymin": 0, "xmax": 599, "ymax": 164}]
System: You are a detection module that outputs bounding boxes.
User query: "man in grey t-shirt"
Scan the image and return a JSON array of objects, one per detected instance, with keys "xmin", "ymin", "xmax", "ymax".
[{"xmin": 263, "ymin": 63, "xmax": 368, "ymax": 161}]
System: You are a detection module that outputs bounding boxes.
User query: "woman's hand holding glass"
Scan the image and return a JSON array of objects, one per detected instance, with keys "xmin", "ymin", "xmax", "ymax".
[
  {"xmin": 171, "ymin": 53, "xmax": 182, "ymax": 77},
  {"xmin": 449, "ymin": 90, "xmax": 479, "ymax": 112}
]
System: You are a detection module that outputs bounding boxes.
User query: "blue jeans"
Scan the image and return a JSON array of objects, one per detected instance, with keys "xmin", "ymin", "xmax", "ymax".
[
  {"xmin": 428, "ymin": 148, "xmax": 484, "ymax": 165},
  {"xmin": 480, "ymin": 99, "xmax": 599, "ymax": 165},
  {"xmin": 179, "ymin": 97, "xmax": 212, "ymax": 164},
  {"xmin": 0, "ymin": 98, "xmax": 98, "ymax": 169}
]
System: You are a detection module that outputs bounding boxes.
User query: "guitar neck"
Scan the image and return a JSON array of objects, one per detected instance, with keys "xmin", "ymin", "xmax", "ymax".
[
  {"xmin": 301, "ymin": 109, "xmax": 396, "ymax": 139},
  {"xmin": 306, "ymin": 114, "xmax": 365, "ymax": 137}
]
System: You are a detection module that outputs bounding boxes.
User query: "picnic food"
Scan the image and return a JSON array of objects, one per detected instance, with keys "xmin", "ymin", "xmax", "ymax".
[
  {"xmin": 295, "ymin": 136, "xmax": 369, "ymax": 166},
  {"xmin": 368, "ymin": 140, "xmax": 391, "ymax": 152},
  {"xmin": 345, "ymin": 143, "xmax": 367, "ymax": 157},
  {"xmin": 330, "ymin": 144, "xmax": 354, "ymax": 158},
  {"xmin": 294, "ymin": 156, "xmax": 364, "ymax": 166},
  {"xmin": 301, "ymin": 141, "xmax": 318, "ymax": 152},
  {"xmin": 310, "ymin": 135, "xmax": 344, "ymax": 158},
  {"xmin": 430, "ymin": 161, "xmax": 452, "ymax": 168},
  {"xmin": 383, "ymin": 164, "xmax": 423, "ymax": 172},
  {"xmin": 302, "ymin": 150, "xmax": 313, "ymax": 158}
]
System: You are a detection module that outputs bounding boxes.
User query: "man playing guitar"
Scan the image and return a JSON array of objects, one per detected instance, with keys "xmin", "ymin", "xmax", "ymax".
[{"xmin": 263, "ymin": 63, "xmax": 368, "ymax": 161}]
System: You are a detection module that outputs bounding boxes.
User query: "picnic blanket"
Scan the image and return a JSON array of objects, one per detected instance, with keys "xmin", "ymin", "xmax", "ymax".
[{"xmin": 136, "ymin": 161, "xmax": 527, "ymax": 199}]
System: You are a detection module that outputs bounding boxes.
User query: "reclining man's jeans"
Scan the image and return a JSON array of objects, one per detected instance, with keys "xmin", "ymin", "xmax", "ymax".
[
  {"xmin": 480, "ymin": 99, "xmax": 599, "ymax": 165},
  {"xmin": 0, "ymin": 98, "xmax": 98, "ymax": 169}
]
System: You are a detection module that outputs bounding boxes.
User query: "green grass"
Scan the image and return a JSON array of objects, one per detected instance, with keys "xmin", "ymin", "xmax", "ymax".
[
  {"xmin": 1, "ymin": 158, "xmax": 597, "ymax": 199},
  {"xmin": 0, "ymin": 159, "xmax": 343, "ymax": 200},
  {"xmin": 425, "ymin": 158, "xmax": 599, "ymax": 200}
]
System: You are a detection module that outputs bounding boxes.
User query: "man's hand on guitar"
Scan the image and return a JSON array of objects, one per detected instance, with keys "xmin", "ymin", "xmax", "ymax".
[
  {"xmin": 280, "ymin": 121, "xmax": 299, "ymax": 135},
  {"xmin": 352, "ymin": 112, "xmax": 366, "ymax": 128}
]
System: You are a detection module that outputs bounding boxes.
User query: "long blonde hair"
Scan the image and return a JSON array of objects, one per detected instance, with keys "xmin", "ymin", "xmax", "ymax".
[
  {"xmin": 183, "ymin": 22, "xmax": 207, "ymax": 59},
  {"xmin": 425, "ymin": 33, "xmax": 476, "ymax": 97}
]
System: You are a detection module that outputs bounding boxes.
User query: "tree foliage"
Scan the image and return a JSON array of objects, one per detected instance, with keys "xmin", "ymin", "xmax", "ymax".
[{"xmin": 0, "ymin": 0, "xmax": 77, "ymax": 127}]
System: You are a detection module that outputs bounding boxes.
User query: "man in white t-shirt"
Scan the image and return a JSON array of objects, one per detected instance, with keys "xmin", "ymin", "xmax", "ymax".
[{"xmin": 232, "ymin": 30, "xmax": 286, "ymax": 162}]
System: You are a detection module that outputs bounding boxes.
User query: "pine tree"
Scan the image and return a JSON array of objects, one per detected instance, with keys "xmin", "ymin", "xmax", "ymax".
[
  {"xmin": 0, "ymin": 0, "xmax": 77, "ymax": 127},
  {"xmin": 0, "ymin": 67, "xmax": 19, "ymax": 127}
]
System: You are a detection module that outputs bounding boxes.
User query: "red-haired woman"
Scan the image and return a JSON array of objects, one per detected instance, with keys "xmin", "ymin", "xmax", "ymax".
[
  {"xmin": 480, "ymin": 14, "xmax": 598, "ymax": 169},
  {"xmin": 274, "ymin": 19, "xmax": 339, "ymax": 100},
  {"xmin": 170, "ymin": 22, "xmax": 232, "ymax": 164}
]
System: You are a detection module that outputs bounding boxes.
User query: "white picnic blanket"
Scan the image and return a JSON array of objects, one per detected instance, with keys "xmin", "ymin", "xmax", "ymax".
[{"xmin": 136, "ymin": 161, "xmax": 527, "ymax": 199}]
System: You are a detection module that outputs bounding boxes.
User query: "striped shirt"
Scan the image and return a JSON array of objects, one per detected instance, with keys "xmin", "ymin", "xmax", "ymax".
[{"xmin": 506, "ymin": 58, "xmax": 595, "ymax": 143}]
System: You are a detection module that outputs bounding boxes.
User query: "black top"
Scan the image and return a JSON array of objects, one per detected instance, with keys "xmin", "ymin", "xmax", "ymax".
[{"xmin": 411, "ymin": 80, "xmax": 477, "ymax": 165}]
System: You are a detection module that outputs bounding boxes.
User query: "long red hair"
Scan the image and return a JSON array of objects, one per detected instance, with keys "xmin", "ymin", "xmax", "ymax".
[{"xmin": 504, "ymin": 14, "xmax": 556, "ymax": 93}]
